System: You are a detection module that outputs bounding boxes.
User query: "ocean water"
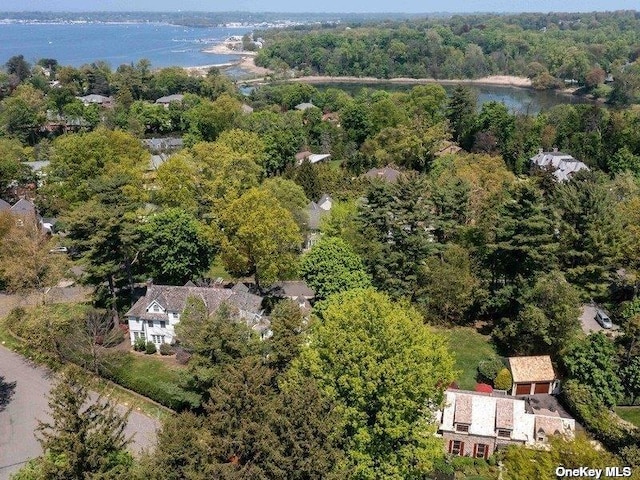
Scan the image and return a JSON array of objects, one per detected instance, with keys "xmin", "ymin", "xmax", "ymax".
[{"xmin": 0, "ymin": 22, "xmax": 251, "ymax": 69}]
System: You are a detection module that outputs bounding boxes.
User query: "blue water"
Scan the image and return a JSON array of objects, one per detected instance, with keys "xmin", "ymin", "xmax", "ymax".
[{"xmin": 0, "ymin": 22, "xmax": 252, "ymax": 68}]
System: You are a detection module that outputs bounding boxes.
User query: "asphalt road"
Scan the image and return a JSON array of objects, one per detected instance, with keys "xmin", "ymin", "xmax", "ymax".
[{"xmin": 0, "ymin": 345, "xmax": 160, "ymax": 479}]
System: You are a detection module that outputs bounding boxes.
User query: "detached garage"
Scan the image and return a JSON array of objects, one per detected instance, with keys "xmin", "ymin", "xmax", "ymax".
[{"xmin": 508, "ymin": 356, "xmax": 557, "ymax": 396}]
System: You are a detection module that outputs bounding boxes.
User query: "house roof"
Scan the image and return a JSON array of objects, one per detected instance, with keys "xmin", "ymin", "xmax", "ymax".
[
  {"xmin": 241, "ymin": 104, "xmax": 254, "ymax": 114},
  {"xmin": 271, "ymin": 281, "xmax": 315, "ymax": 299},
  {"xmin": 10, "ymin": 198, "xmax": 36, "ymax": 215},
  {"xmin": 77, "ymin": 94, "xmax": 112, "ymax": 104},
  {"xmin": 22, "ymin": 161, "xmax": 50, "ymax": 172},
  {"xmin": 294, "ymin": 102, "xmax": 317, "ymax": 111},
  {"xmin": 364, "ymin": 167, "xmax": 403, "ymax": 183},
  {"xmin": 508, "ymin": 356, "xmax": 556, "ymax": 383},
  {"xmin": 308, "ymin": 153, "xmax": 331, "ymax": 164},
  {"xmin": 306, "ymin": 199, "xmax": 332, "ymax": 230},
  {"xmin": 295, "ymin": 150, "xmax": 312, "ymax": 161},
  {"xmin": 495, "ymin": 398, "xmax": 514, "ymax": 429},
  {"xmin": 0, "ymin": 198, "xmax": 10, "ymax": 211},
  {"xmin": 149, "ymin": 154, "xmax": 169, "ymax": 171},
  {"xmin": 530, "ymin": 150, "xmax": 589, "ymax": 182},
  {"xmin": 125, "ymin": 284, "xmax": 264, "ymax": 318},
  {"xmin": 156, "ymin": 94, "xmax": 184, "ymax": 104},
  {"xmin": 142, "ymin": 137, "xmax": 184, "ymax": 151}
]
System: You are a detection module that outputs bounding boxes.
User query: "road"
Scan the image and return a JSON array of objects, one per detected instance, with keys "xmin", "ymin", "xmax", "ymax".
[{"xmin": 0, "ymin": 345, "xmax": 160, "ymax": 479}]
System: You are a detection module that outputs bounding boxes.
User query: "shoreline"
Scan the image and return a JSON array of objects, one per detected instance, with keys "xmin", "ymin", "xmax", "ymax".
[{"xmin": 289, "ymin": 74, "xmax": 533, "ymax": 89}]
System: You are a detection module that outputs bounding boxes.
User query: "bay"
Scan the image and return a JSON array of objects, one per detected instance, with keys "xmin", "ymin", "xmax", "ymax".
[{"xmin": 0, "ymin": 22, "xmax": 251, "ymax": 69}]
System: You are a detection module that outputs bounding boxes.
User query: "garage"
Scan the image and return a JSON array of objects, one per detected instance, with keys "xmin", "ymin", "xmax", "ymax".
[
  {"xmin": 515, "ymin": 383, "xmax": 531, "ymax": 395},
  {"xmin": 534, "ymin": 382, "xmax": 551, "ymax": 394}
]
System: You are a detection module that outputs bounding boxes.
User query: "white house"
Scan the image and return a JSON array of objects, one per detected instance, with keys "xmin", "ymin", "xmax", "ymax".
[
  {"xmin": 530, "ymin": 148, "xmax": 589, "ymax": 182},
  {"xmin": 125, "ymin": 284, "xmax": 265, "ymax": 347},
  {"xmin": 438, "ymin": 389, "xmax": 575, "ymax": 458}
]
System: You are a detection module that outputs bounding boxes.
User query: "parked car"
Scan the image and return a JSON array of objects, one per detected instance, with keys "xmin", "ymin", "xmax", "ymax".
[
  {"xmin": 48, "ymin": 246, "xmax": 68, "ymax": 254},
  {"xmin": 595, "ymin": 309, "xmax": 613, "ymax": 329}
]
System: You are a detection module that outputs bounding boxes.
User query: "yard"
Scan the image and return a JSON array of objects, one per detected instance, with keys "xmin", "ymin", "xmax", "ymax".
[
  {"xmin": 433, "ymin": 326, "xmax": 501, "ymax": 391},
  {"xmin": 615, "ymin": 406, "xmax": 640, "ymax": 428}
]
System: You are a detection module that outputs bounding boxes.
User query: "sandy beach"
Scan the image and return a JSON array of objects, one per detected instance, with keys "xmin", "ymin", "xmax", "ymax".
[{"xmin": 289, "ymin": 74, "xmax": 532, "ymax": 88}]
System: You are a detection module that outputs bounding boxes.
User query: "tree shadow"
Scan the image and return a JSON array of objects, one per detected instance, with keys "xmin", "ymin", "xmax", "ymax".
[{"xmin": 0, "ymin": 375, "xmax": 16, "ymax": 412}]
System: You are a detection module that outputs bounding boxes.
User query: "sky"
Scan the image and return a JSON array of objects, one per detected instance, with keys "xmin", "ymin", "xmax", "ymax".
[{"xmin": 5, "ymin": 0, "xmax": 639, "ymax": 13}]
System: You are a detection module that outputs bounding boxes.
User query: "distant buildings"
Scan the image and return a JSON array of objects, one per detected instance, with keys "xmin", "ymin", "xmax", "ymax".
[
  {"xmin": 305, "ymin": 194, "xmax": 333, "ymax": 250},
  {"xmin": 530, "ymin": 148, "xmax": 589, "ymax": 181},
  {"xmin": 76, "ymin": 94, "xmax": 113, "ymax": 108},
  {"xmin": 363, "ymin": 166, "xmax": 403, "ymax": 183},
  {"xmin": 155, "ymin": 94, "xmax": 185, "ymax": 108},
  {"xmin": 295, "ymin": 150, "xmax": 331, "ymax": 165}
]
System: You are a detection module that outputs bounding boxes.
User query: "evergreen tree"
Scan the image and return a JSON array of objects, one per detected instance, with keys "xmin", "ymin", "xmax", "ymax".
[
  {"xmin": 15, "ymin": 367, "xmax": 132, "ymax": 480},
  {"xmin": 446, "ymin": 85, "xmax": 476, "ymax": 148}
]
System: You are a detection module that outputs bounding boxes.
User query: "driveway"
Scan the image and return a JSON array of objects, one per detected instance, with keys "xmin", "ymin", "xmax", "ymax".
[
  {"xmin": 0, "ymin": 345, "xmax": 160, "ymax": 479},
  {"xmin": 579, "ymin": 304, "xmax": 619, "ymax": 334}
]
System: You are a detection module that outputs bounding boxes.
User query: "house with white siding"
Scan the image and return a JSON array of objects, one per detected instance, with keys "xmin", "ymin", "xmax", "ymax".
[{"xmin": 125, "ymin": 283, "xmax": 266, "ymax": 347}]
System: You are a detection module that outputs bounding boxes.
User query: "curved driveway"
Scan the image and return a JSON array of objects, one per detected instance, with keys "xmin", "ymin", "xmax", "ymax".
[{"xmin": 0, "ymin": 345, "xmax": 160, "ymax": 479}]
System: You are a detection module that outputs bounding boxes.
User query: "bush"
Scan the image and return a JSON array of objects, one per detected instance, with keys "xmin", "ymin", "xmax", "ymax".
[
  {"xmin": 159, "ymin": 343, "xmax": 174, "ymax": 356},
  {"xmin": 175, "ymin": 348, "xmax": 192, "ymax": 365},
  {"xmin": 145, "ymin": 341, "xmax": 157, "ymax": 355},
  {"xmin": 477, "ymin": 358, "xmax": 503, "ymax": 383},
  {"xmin": 494, "ymin": 368, "xmax": 513, "ymax": 391},
  {"xmin": 133, "ymin": 337, "xmax": 146, "ymax": 352}
]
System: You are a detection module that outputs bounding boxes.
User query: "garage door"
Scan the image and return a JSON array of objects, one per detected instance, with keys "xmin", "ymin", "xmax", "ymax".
[
  {"xmin": 515, "ymin": 383, "xmax": 531, "ymax": 395},
  {"xmin": 534, "ymin": 382, "xmax": 551, "ymax": 394}
]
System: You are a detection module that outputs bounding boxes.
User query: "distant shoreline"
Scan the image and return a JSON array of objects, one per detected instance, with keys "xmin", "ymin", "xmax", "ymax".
[{"xmin": 289, "ymin": 75, "xmax": 533, "ymax": 88}]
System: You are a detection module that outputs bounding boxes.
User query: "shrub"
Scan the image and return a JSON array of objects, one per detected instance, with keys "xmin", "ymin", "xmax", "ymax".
[
  {"xmin": 145, "ymin": 341, "xmax": 157, "ymax": 355},
  {"xmin": 175, "ymin": 348, "xmax": 192, "ymax": 365},
  {"xmin": 133, "ymin": 337, "xmax": 146, "ymax": 352},
  {"xmin": 159, "ymin": 343, "xmax": 174, "ymax": 356},
  {"xmin": 477, "ymin": 358, "xmax": 503, "ymax": 383},
  {"xmin": 494, "ymin": 368, "xmax": 513, "ymax": 391}
]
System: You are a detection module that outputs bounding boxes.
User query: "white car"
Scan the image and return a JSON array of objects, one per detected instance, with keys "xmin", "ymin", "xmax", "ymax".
[
  {"xmin": 595, "ymin": 309, "xmax": 613, "ymax": 329},
  {"xmin": 48, "ymin": 246, "xmax": 68, "ymax": 254}
]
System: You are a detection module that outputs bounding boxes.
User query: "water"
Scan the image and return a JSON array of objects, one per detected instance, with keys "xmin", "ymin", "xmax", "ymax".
[
  {"xmin": 312, "ymin": 82, "xmax": 593, "ymax": 114},
  {"xmin": 0, "ymin": 22, "xmax": 252, "ymax": 69}
]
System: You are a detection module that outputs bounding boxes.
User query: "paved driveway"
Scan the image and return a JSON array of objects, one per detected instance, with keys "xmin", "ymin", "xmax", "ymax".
[
  {"xmin": 0, "ymin": 346, "xmax": 160, "ymax": 479},
  {"xmin": 579, "ymin": 304, "xmax": 619, "ymax": 334}
]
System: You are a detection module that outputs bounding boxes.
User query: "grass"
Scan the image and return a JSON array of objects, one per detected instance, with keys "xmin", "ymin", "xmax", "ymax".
[
  {"xmin": 433, "ymin": 326, "xmax": 500, "ymax": 390},
  {"xmin": 615, "ymin": 406, "xmax": 640, "ymax": 428}
]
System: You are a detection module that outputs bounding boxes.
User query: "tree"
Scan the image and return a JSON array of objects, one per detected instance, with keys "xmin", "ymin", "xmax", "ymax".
[
  {"xmin": 267, "ymin": 300, "xmax": 308, "ymax": 373},
  {"xmin": 219, "ymin": 188, "xmax": 302, "ymax": 288},
  {"xmin": 446, "ymin": 85, "xmax": 476, "ymax": 147},
  {"xmin": 562, "ymin": 332, "xmax": 623, "ymax": 407},
  {"xmin": 185, "ymin": 93, "xmax": 241, "ymax": 142},
  {"xmin": 138, "ymin": 209, "xmax": 216, "ymax": 285},
  {"xmin": 300, "ymin": 237, "xmax": 371, "ymax": 300},
  {"xmin": 259, "ymin": 177, "xmax": 309, "ymax": 231},
  {"xmin": 0, "ymin": 138, "xmax": 29, "ymax": 191},
  {"xmin": 357, "ymin": 175, "xmax": 437, "ymax": 300},
  {"xmin": 620, "ymin": 356, "xmax": 640, "ymax": 405},
  {"xmin": 417, "ymin": 244, "xmax": 478, "ymax": 324},
  {"xmin": 14, "ymin": 366, "xmax": 132, "ymax": 480},
  {"xmin": 493, "ymin": 271, "xmax": 581, "ymax": 356},
  {"xmin": 0, "ymin": 84, "xmax": 46, "ymax": 144},
  {"xmin": 290, "ymin": 288, "xmax": 456, "ymax": 478},
  {"xmin": 0, "ymin": 212, "xmax": 67, "ymax": 301},
  {"xmin": 6, "ymin": 54, "xmax": 31, "ymax": 82}
]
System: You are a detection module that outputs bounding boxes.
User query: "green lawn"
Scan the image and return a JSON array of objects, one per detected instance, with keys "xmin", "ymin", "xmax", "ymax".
[
  {"xmin": 433, "ymin": 326, "xmax": 500, "ymax": 390},
  {"xmin": 615, "ymin": 406, "xmax": 640, "ymax": 427}
]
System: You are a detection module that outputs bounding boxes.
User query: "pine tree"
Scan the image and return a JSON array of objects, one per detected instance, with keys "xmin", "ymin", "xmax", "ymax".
[{"xmin": 18, "ymin": 366, "xmax": 132, "ymax": 480}]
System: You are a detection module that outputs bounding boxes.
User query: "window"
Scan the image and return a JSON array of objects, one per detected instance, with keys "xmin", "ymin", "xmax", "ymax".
[
  {"xmin": 449, "ymin": 440, "xmax": 464, "ymax": 456},
  {"xmin": 151, "ymin": 304, "xmax": 160, "ymax": 312},
  {"xmin": 147, "ymin": 320, "xmax": 154, "ymax": 327},
  {"xmin": 536, "ymin": 429, "xmax": 547, "ymax": 442},
  {"xmin": 133, "ymin": 332, "xmax": 144, "ymax": 340},
  {"xmin": 160, "ymin": 321, "xmax": 166, "ymax": 329},
  {"xmin": 455, "ymin": 424, "xmax": 469, "ymax": 433},
  {"xmin": 151, "ymin": 335, "xmax": 165, "ymax": 344},
  {"xmin": 497, "ymin": 429, "xmax": 511, "ymax": 438},
  {"xmin": 475, "ymin": 444, "xmax": 488, "ymax": 459}
]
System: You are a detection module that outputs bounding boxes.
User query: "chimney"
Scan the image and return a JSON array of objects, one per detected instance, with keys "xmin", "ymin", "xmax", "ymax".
[
  {"xmin": 538, "ymin": 148, "xmax": 543, "ymax": 154},
  {"xmin": 553, "ymin": 147, "xmax": 558, "ymax": 153}
]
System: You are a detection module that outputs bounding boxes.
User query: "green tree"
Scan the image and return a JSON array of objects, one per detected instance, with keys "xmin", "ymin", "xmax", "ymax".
[
  {"xmin": 620, "ymin": 356, "xmax": 640, "ymax": 404},
  {"xmin": 267, "ymin": 299, "xmax": 308, "ymax": 373},
  {"xmin": 138, "ymin": 208, "xmax": 216, "ymax": 285},
  {"xmin": 0, "ymin": 138, "xmax": 29, "ymax": 191},
  {"xmin": 300, "ymin": 237, "xmax": 371, "ymax": 300},
  {"xmin": 493, "ymin": 271, "xmax": 581, "ymax": 356},
  {"xmin": 220, "ymin": 188, "xmax": 302, "ymax": 288},
  {"xmin": 153, "ymin": 153, "xmax": 202, "ymax": 213},
  {"xmin": 6, "ymin": 54, "xmax": 31, "ymax": 82},
  {"xmin": 290, "ymin": 288, "xmax": 456, "ymax": 479},
  {"xmin": 562, "ymin": 332, "xmax": 623, "ymax": 407},
  {"xmin": 417, "ymin": 243, "xmax": 478, "ymax": 325},
  {"xmin": 446, "ymin": 85, "xmax": 476, "ymax": 147},
  {"xmin": 357, "ymin": 175, "xmax": 436, "ymax": 300},
  {"xmin": 14, "ymin": 366, "xmax": 132, "ymax": 480},
  {"xmin": 260, "ymin": 177, "xmax": 309, "ymax": 231}
]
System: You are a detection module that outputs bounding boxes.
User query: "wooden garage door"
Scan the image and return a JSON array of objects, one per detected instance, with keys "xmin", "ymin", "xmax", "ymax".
[
  {"xmin": 534, "ymin": 382, "xmax": 551, "ymax": 394},
  {"xmin": 515, "ymin": 383, "xmax": 531, "ymax": 395}
]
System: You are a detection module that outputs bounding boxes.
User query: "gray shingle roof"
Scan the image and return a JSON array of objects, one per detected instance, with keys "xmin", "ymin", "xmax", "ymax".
[
  {"xmin": 125, "ymin": 284, "xmax": 264, "ymax": 318},
  {"xmin": 272, "ymin": 281, "xmax": 315, "ymax": 299},
  {"xmin": 0, "ymin": 198, "xmax": 10, "ymax": 211},
  {"xmin": 530, "ymin": 151, "xmax": 589, "ymax": 182},
  {"xmin": 364, "ymin": 167, "xmax": 403, "ymax": 183},
  {"xmin": 156, "ymin": 94, "xmax": 185, "ymax": 104},
  {"xmin": 10, "ymin": 198, "xmax": 36, "ymax": 215}
]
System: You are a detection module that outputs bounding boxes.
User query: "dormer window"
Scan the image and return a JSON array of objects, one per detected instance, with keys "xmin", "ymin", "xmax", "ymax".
[
  {"xmin": 536, "ymin": 429, "xmax": 547, "ymax": 442},
  {"xmin": 455, "ymin": 423, "xmax": 470, "ymax": 433},
  {"xmin": 497, "ymin": 429, "xmax": 511, "ymax": 438},
  {"xmin": 151, "ymin": 304, "xmax": 160, "ymax": 312}
]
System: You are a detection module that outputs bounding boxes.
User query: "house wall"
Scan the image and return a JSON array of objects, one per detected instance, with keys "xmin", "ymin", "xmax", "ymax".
[{"xmin": 511, "ymin": 382, "xmax": 553, "ymax": 396}]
